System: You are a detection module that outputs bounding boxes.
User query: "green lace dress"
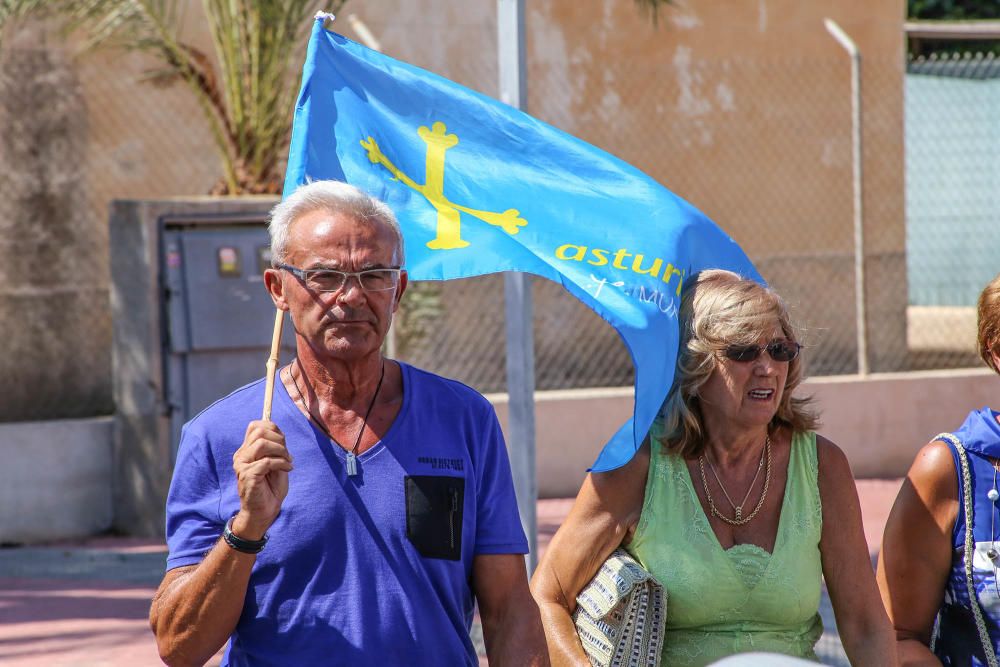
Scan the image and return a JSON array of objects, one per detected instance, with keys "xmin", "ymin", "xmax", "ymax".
[{"xmin": 626, "ymin": 430, "xmax": 824, "ymax": 666}]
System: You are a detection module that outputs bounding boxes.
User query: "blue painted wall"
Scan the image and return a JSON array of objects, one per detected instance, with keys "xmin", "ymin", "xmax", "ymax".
[{"xmin": 906, "ymin": 74, "xmax": 1000, "ymax": 306}]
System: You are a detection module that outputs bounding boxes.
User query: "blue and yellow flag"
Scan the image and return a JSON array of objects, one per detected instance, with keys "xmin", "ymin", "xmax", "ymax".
[{"xmin": 284, "ymin": 15, "xmax": 761, "ymax": 472}]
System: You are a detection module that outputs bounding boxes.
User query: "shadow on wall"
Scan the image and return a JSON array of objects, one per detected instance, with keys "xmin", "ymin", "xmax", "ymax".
[{"xmin": 0, "ymin": 44, "xmax": 112, "ymax": 422}]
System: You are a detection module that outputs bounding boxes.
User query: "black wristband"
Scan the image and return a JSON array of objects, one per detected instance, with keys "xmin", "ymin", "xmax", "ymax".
[{"xmin": 223, "ymin": 515, "xmax": 268, "ymax": 554}]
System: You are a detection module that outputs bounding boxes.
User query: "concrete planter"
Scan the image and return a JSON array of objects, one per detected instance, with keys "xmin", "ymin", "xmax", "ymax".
[{"xmin": 0, "ymin": 417, "xmax": 113, "ymax": 543}]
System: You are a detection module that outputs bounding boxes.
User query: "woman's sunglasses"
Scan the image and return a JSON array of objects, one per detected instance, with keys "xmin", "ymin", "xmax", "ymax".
[{"xmin": 722, "ymin": 340, "xmax": 801, "ymax": 363}]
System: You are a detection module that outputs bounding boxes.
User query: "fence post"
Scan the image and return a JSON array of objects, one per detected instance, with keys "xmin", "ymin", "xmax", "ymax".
[
  {"xmin": 825, "ymin": 19, "xmax": 868, "ymax": 376},
  {"xmin": 498, "ymin": 0, "xmax": 538, "ymax": 573}
]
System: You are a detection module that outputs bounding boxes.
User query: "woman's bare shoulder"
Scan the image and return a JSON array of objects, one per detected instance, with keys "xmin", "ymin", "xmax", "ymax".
[
  {"xmin": 587, "ymin": 436, "xmax": 652, "ymax": 518},
  {"xmin": 905, "ymin": 438, "xmax": 959, "ymax": 503}
]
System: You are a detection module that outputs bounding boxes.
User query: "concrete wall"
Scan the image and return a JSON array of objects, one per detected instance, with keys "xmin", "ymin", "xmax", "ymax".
[
  {"xmin": 0, "ymin": 417, "xmax": 113, "ymax": 543},
  {"xmin": 809, "ymin": 368, "xmax": 1000, "ymax": 477},
  {"xmin": 490, "ymin": 368, "xmax": 1000, "ymax": 498},
  {"xmin": 2, "ymin": 369, "xmax": 995, "ymax": 542}
]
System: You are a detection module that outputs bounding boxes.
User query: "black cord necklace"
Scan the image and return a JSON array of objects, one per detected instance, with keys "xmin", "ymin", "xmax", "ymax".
[{"xmin": 290, "ymin": 358, "xmax": 386, "ymax": 477}]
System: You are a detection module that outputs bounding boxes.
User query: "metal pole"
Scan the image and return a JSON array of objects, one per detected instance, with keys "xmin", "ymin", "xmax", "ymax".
[
  {"xmin": 498, "ymin": 0, "xmax": 538, "ymax": 573},
  {"xmin": 824, "ymin": 19, "xmax": 868, "ymax": 376}
]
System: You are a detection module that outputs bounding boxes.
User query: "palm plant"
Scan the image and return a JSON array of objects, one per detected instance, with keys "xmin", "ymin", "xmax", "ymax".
[
  {"xmin": 64, "ymin": 0, "xmax": 346, "ymax": 194},
  {"xmin": 0, "ymin": 0, "xmax": 49, "ymax": 44},
  {"xmin": 633, "ymin": 0, "xmax": 674, "ymax": 23},
  {"xmin": 57, "ymin": 0, "xmax": 665, "ymax": 194}
]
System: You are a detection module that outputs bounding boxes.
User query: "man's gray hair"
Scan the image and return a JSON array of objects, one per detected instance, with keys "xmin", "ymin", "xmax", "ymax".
[{"xmin": 269, "ymin": 180, "xmax": 405, "ymax": 265}]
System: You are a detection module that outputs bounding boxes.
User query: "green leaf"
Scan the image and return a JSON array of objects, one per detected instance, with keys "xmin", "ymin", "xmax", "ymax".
[{"xmin": 56, "ymin": 0, "xmax": 348, "ymax": 193}]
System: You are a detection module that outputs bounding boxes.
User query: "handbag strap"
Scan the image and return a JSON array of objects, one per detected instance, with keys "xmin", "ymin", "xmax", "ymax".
[{"xmin": 937, "ymin": 431, "xmax": 999, "ymax": 667}]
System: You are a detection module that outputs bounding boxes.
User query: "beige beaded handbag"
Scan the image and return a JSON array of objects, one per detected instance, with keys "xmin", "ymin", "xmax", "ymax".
[{"xmin": 572, "ymin": 548, "xmax": 667, "ymax": 667}]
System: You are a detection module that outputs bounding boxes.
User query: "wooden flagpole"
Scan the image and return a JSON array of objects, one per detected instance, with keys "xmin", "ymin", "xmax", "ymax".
[{"xmin": 262, "ymin": 309, "xmax": 284, "ymax": 421}]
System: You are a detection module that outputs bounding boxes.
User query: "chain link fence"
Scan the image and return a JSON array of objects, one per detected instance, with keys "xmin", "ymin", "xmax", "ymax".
[
  {"xmin": 1, "ymin": 14, "xmax": 993, "ymax": 419},
  {"xmin": 391, "ymin": 275, "xmax": 634, "ymax": 394},
  {"xmin": 393, "ymin": 51, "xmax": 994, "ymax": 394},
  {"xmin": 905, "ymin": 51, "xmax": 1000, "ymax": 371}
]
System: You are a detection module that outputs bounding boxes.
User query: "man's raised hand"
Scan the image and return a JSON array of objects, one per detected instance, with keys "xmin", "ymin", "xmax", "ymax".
[{"xmin": 230, "ymin": 420, "xmax": 293, "ymax": 541}]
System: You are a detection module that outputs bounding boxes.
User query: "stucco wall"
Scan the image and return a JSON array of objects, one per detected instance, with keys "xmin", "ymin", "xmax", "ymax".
[
  {"xmin": 356, "ymin": 0, "xmax": 907, "ymax": 375},
  {"xmin": 490, "ymin": 368, "xmax": 999, "ymax": 498}
]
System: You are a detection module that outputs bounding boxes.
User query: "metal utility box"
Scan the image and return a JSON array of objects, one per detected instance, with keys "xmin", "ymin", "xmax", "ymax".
[
  {"xmin": 161, "ymin": 220, "xmax": 295, "ymax": 456},
  {"xmin": 111, "ymin": 197, "xmax": 287, "ymax": 536}
]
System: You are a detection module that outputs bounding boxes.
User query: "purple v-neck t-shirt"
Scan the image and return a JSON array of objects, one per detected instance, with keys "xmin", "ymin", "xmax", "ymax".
[{"xmin": 165, "ymin": 361, "xmax": 527, "ymax": 666}]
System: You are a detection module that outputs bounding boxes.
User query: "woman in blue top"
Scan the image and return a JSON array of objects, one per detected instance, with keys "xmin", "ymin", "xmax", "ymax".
[{"xmin": 878, "ymin": 271, "xmax": 1000, "ymax": 666}]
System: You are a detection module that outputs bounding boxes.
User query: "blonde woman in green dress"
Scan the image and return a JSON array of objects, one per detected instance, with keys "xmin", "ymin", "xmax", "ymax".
[{"xmin": 531, "ymin": 270, "xmax": 896, "ymax": 666}]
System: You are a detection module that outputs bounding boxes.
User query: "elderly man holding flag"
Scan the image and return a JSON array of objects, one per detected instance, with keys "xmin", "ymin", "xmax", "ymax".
[
  {"xmin": 152, "ymin": 11, "xmax": 765, "ymax": 666},
  {"xmin": 150, "ymin": 180, "xmax": 547, "ymax": 666}
]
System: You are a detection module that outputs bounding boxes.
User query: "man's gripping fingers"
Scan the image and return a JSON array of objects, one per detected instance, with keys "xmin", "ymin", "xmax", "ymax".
[
  {"xmin": 237, "ymin": 457, "xmax": 294, "ymax": 483},
  {"xmin": 235, "ymin": 420, "xmax": 291, "ymax": 466},
  {"xmin": 234, "ymin": 439, "xmax": 293, "ymax": 468},
  {"xmin": 242, "ymin": 420, "xmax": 287, "ymax": 448}
]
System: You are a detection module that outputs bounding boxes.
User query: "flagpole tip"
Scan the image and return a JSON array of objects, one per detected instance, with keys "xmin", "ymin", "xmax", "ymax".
[{"xmin": 314, "ymin": 11, "xmax": 336, "ymax": 30}]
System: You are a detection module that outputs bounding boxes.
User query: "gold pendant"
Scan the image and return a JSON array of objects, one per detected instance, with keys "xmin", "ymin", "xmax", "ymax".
[{"xmin": 735, "ymin": 506, "xmax": 743, "ymax": 522}]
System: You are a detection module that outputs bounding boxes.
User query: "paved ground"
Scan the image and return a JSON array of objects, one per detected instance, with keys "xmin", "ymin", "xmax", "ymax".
[{"xmin": 0, "ymin": 480, "xmax": 902, "ymax": 666}]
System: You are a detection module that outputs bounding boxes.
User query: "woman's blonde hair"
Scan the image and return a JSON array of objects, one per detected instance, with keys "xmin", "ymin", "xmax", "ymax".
[
  {"xmin": 658, "ymin": 269, "xmax": 819, "ymax": 458},
  {"xmin": 978, "ymin": 272, "xmax": 1000, "ymax": 374}
]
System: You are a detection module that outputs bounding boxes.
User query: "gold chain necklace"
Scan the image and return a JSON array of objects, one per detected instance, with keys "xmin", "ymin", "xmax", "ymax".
[
  {"xmin": 706, "ymin": 438, "xmax": 766, "ymax": 521},
  {"xmin": 698, "ymin": 434, "xmax": 772, "ymax": 526}
]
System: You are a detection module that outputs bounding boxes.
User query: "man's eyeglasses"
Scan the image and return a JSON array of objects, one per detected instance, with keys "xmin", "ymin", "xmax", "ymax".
[
  {"xmin": 275, "ymin": 263, "xmax": 402, "ymax": 293},
  {"xmin": 722, "ymin": 340, "xmax": 801, "ymax": 363}
]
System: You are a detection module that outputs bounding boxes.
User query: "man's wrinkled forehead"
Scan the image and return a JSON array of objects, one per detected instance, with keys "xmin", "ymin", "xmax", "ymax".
[{"xmin": 286, "ymin": 209, "xmax": 399, "ymax": 257}]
